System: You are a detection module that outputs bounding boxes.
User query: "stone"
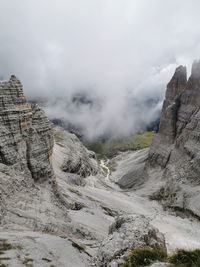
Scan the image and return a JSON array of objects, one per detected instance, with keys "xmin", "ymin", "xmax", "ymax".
[
  {"xmin": 115, "ymin": 150, "xmax": 148, "ymax": 189},
  {"xmin": 0, "ymin": 75, "xmax": 54, "ymax": 181},
  {"xmin": 148, "ymin": 65, "xmax": 187, "ymax": 167},
  {"xmin": 148, "ymin": 60, "xmax": 200, "ymax": 217},
  {"xmin": 54, "ymin": 127, "xmax": 99, "ymax": 178},
  {"xmin": 94, "ymin": 215, "xmax": 166, "ymax": 267}
]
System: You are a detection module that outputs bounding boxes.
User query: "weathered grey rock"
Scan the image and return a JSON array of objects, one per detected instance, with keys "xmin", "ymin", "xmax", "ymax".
[
  {"xmin": 0, "ymin": 79, "xmax": 98, "ymax": 246},
  {"xmin": 1, "ymin": 73, "xmax": 200, "ymax": 266},
  {"xmin": 114, "ymin": 150, "xmax": 148, "ymax": 189},
  {"xmin": 0, "ymin": 75, "xmax": 54, "ymax": 181},
  {"xmin": 94, "ymin": 215, "xmax": 166, "ymax": 267},
  {"xmin": 148, "ymin": 65, "xmax": 187, "ymax": 167},
  {"xmin": 0, "ymin": 76, "xmax": 61, "ymax": 237},
  {"xmin": 148, "ymin": 60, "xmax": 200, "ymax": 217},
  {"xmin": 54, "ymin": 127, "xmax": 99, "ymax": 178}
]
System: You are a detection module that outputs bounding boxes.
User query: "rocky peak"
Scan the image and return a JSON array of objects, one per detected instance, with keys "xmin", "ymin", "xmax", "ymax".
[
  {"xmin": 187, "ymin": 59, "xmax": 200, "ymax": 90},
  {"xmin": 148, "ymin": 61, "xmax": 200, "ymax": 167},
  {"xmin": 157, "ymin": 65, "xmax": 187, "ymax": 143},
  {"xmin": 191, "ymin": 59, "xmax": 200, "ymax": 79},
  {"xmin": 148, "ymin": 60, "xmax": 200, "ymax": 217},
  {"xmin": 165, "ymin": 65, "xmax": 187, "ymax": 101},
  {"xmin": 148, "ymin": 65, "xmax": 188, "ymax": 168},
  {"xmin": 0, "ymin": 76, "xmax": 54, "ymax": 181}
]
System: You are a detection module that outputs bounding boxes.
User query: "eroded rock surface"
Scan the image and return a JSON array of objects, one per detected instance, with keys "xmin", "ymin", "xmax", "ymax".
[
  {"xmin": 0, "ymin": 77, "xmax": 97, "ymax": 266},
  {"xmin": 0, "ymin": 76, "xmax": 60, "ymax": 233},
  {"xmin": 94, "ymin": 215, "xmax": 166, "ymax": 267},
  {"xmin": 148, "ymin": 65, "xmax": 187, "ymax": 167},
  {"xmin": 54, "ymin": 127, "xmax": 99, "ymax": 179},
  {"xmin": 148, "ymin": 60, "xmax": 200, "ymax": 217},
  {"xmin": 113, "ymin": 150, "xmax": 148, "ymax": 189},
  {"xmin": 0, "ymin": 75, "xmax": 54, "ymax": 181},
  {"xmin": 0, "ymin": 78, "xmax": 102, "ymax": 266},
  {"xmin": 1, "ymin": 73, "xmax": 200, "ymax": 267}
]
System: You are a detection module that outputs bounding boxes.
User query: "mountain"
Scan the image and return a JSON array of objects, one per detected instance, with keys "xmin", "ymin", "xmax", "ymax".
[
  {"xmin": 0, "ymin": 76, "xmax": 167, "ymax": 267},
  {"xmin": 115, "ymin": 61, "xmax": 200, "ymax": 219},
  {"xmin": 148, "ymin": 60, "xmax": 200, "ymax": 218},
  {"xmin": 41, "ymin": 92, "xmax": 162, "ymax": 140},
  {"xmin": 0, "ymin": 75, "xmax": 54, "ymax": 181},
  {"xmin": 0, "ymin": 76, "xmax": 101, "ymax": 266},
  {"xmin": 1, "ymin": 70, "xmax": 200, "ymax": 267}
]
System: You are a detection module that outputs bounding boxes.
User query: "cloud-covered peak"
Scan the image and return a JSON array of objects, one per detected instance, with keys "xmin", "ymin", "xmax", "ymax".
[{"xmin": 0, "ymin": 0, "xmax": 200, "ymax": 138}]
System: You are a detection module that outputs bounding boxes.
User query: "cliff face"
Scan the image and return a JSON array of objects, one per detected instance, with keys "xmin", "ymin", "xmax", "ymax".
[
  {"xmin": 53, "ymin": 127, "xmax": 99, "ymax": 180},
  {"xmin": 148, "ymin": 60, "xmax": 200, "ymax": 216},
  {"xmin": 0, "ymin": 75, "xmax": 54, "ymax": 181},
  {"xmin": 148, "ymin": 65, "xmax": 187, "ymax": 167}
]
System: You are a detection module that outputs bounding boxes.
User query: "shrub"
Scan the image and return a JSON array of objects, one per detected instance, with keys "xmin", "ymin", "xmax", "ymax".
[
  {"xmin": 0, "ymin": 240, "xmax": 12, "ymax": 255},
  {"xmin": 169, "ymin": 249, "xmax": 200, "ymax": 267},
  {"xmin": 84, "ymin": 131, "xmax": 156, "ymax": 159},
  {"xmin": 124, "ymin": 247, "xmax": 167, "ymax": 267},
  {"xmin": 149, "ymin": 187, "xmax": 165, "ymax": 201}
]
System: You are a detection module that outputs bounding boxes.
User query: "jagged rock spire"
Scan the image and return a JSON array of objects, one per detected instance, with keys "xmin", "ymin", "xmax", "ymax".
[
  {"xmin": 156, "ymin": 65, "xmax": 187, "ymax": 146},
  {"xmin": 187, "ymin": 59, "xmax": 200, "ymax": 90},
  {"xmin": 148, "ymin": 60, "xmax": 200, "ymax": 218},
  {"xmin": 149, "ymin": 60, "xmax": 200, "ymax": 168},
  {"xmin": 0, "ymin": 76, "xmax": 54, "ymax": 181},
  {"xmin": 191, "ymin": 59, "xmax": 200, "ymax": 78},
  {"xmin": 165, "ymin": 65, "xmax": 187, "ymax": 101}
]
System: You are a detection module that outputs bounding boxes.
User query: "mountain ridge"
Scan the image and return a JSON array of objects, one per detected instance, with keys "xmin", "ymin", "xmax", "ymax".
[
  {"xmin": 147, "ymin": 60, "xmax": 200, "ymax": 217},
  {"xmin": 1, "ymin": 68, "xmax": 200, "ymax": 266}
]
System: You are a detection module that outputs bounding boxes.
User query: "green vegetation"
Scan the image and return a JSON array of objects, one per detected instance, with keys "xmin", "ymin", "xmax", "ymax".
[
  {"xmin": 84, "ymin": 131, "xmax": 155, "ymax": 159},
  {"xmin": 22, "ymin": 257, "xmax": 34, "ymax": 267},
  {"xmin": 112, "ymin": 131, "xmax": 155, "ymax": 152},
  {"xmin": 0, "ymin": 240, "xmax": 12, "ymax": 256},
  {"xmin": 0, "ymin": 240, "xmax": 12, "ymax": 267},
  {"xmin": 124, "ymin": 247, "xmax": 200, "ymax": 267},
  {"xmin": 124, "ymin": 247, "xmax": 167, "ymax": 267},
  {"xmin": 169, "ymin": 249, "xmax": 200, "ymax": 267},
  {"xmin": 149, "ymin": 187, "xmax": 166, "ymax": 201}
]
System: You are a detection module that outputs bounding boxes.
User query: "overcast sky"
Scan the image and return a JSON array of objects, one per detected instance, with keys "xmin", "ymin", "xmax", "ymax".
[{"xmin": 0, "ymin": 0, "xmax": 200, "ymax": 138}]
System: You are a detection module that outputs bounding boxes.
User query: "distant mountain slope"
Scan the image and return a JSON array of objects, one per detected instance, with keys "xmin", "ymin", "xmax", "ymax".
[{"xmin": 39, "ymin": 92, "xmax": 161, "ymax": 140}]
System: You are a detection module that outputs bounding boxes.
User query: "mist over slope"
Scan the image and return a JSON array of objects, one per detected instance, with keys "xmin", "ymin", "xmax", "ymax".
[
  {"xmin": 1, "ymin": 1, "xmax": 200, "ymax": 138},
  {"xmin": 43, "ymin": 92, "xmax": 161, "ymax": 140}
]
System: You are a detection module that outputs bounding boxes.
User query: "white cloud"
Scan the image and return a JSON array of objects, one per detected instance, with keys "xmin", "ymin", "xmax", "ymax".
[{"xmin": 0, "ymin": 0, "xmax": 200, "ymax": 138}]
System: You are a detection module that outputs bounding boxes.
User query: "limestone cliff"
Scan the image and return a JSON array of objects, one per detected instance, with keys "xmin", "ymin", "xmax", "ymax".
[
  {"xmin": 0, "ymin": 75, "xmax": 54, "ymax": 181},
  {"xmin": 148, "ymin": 60, "xmax": 200, "ymax": 217},
  {"xmin": 54, "ymin": 127, "xmax": 99, "ymax": 180},
  {"xmin": 148, "ymin": 65, "xmax": 187, "ymax": 167}
]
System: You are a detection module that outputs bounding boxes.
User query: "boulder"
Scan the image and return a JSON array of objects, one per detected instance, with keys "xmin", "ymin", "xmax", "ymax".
[{"xmin": 95, "ymin": 215, "xmax": 166, "ymax": 267}]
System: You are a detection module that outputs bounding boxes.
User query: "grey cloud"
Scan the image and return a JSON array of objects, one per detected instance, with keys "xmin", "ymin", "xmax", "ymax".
[{"xmin": 0, "ymin": 0, "xmax": 200, "ymax": 138}]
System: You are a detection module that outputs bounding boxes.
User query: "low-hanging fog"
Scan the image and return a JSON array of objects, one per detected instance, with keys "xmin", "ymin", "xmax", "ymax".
[{"xmin": 0, "ymin": 0, "xmax": 200, "ymax": 139}]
